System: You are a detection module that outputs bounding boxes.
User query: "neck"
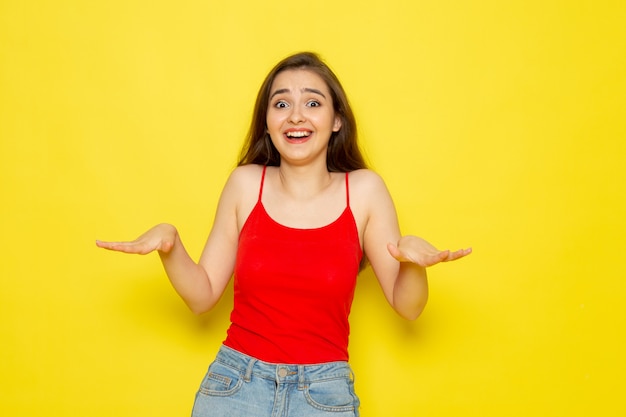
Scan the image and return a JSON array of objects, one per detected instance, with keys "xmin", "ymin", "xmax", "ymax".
[{"xmin": 277, "ymin": 161, "xmax": 332, "ymax": 199}]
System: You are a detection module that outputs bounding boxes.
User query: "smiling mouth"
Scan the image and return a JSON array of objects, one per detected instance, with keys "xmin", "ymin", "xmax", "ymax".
[{"xmin": 285, "ymin": 130, "xmax": 312, "ymax": 139}]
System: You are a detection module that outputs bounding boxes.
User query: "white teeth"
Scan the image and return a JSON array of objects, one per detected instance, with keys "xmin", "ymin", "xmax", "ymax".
[{"xmin": 286, "ymin": 131, "xmax": 310, "ymax": 138}]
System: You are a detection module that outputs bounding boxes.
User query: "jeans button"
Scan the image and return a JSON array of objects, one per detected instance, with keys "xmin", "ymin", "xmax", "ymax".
[{"xmin": 278, "ymin": 367, "xmax": 288, "ymax": 378}]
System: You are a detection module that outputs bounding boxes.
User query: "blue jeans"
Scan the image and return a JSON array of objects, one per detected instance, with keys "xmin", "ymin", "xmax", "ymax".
[{"xmin": 191, "ymin": 345, "xmax": 360, "ymax": 417}]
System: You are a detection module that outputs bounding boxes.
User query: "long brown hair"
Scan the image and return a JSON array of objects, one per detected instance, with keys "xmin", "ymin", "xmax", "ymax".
[{"xmin": 238, "ymin": 52, "xmax": 367, "ymax": 172}]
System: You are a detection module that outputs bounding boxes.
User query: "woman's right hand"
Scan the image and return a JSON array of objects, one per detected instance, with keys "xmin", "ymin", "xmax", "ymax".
[{"xmin": 96, "ymin": 223, "xmax": 177, "ymax": 255}]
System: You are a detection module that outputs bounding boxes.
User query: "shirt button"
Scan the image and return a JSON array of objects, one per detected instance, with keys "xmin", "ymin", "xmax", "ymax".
[{"xmin": 278, "ymin": 368, "xmax": 288, "ymax": 378}]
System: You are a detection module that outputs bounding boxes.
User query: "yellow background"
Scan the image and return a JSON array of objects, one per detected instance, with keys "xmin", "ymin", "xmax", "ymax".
[{"xmin": 1, "ymin": 0, "xmax": 625, "ymax": 416}]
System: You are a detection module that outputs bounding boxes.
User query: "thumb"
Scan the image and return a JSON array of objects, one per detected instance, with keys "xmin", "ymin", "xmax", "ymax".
[
  {"xmin": 387, "ymin": 242, "xmax": 403, "ymax": 261},
  {"xmin": 158, "ymin": 239, "xmax": 175, "ymax": 254}
]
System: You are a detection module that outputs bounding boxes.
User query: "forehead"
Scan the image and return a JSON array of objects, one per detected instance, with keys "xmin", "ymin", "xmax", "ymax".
[{"xmin": 270, "ymin": 69, "xmax": 331, "ymax": 94}]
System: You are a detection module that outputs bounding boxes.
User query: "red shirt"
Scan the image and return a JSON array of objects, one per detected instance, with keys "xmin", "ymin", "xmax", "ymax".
[{"xmin": 223, "ymin": 166, "xmax": 363, "ymax": 364}]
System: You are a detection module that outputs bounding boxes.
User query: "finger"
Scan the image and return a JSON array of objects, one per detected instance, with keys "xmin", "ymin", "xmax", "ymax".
[
  {"xmin": 436, "ymin": 249, "xmax": 450, "ymax": 262},
  {"xmin": 95, "ymin": 240, "xmax": 119, "ymax": 250},
  {"xmin": 387, "ymin": 243, "xmax": 415, "ymax": 263},
  {"xmin": 458, "ymin": 248, "xmax": 472, "ymax": 258},
  {"xmin": 417, "ymin": 250, "xmax": 447, "ymax": 267},
  {"xmin": 387, "ymin": 242, "xmax": 402, "ymax": 260},
  {"xmin": 446, "ymin": 248, "xmax": 473, "ymax": 261},
  {"xmin": 96, "ymin": 240, "xmax": 147, "ymax": 254}
]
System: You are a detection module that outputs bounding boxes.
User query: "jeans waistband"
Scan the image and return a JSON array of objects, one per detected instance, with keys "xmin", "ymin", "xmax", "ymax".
[{"xmin": 215, "ymin": 345, "xmax": 354, "ymax": 386}]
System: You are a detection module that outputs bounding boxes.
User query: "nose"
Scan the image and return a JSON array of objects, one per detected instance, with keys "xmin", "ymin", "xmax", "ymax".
[{"xmin": 288, "ymin": 106, "xmax": 305, "ymax": 124}]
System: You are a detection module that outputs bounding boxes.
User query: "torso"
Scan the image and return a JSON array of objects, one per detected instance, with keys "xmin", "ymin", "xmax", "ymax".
[
  {"xmin": 224, "ymin": 164, "xmax": 363, "ymax": 363},
  {"xmin": 234, "ymin": 164, "xmax": 371, "ymax": 248}
]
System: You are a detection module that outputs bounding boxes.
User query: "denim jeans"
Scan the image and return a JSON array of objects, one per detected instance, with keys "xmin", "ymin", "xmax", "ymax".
[{"xmin": 191, "ymin": 345, "xmax": 360, "ymax": 417}]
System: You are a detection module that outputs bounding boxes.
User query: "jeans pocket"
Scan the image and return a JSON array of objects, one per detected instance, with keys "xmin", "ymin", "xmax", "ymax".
[
  {"xmin": 304, "ymin": 376, "xmax": 359, "ymax": 412},
  {"xmin": 198, "ymin": 362, "xmax": 243, "ymax": 397}
]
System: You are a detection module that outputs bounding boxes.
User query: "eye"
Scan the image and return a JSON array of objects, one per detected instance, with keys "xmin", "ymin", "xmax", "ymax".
[
  {"xmin": 274, "ymin": 100, "xmax": 289, "ymax": 109},
  {"xmin": 306, "ymin": 100, "xmax": 321, "ymax": 108}
]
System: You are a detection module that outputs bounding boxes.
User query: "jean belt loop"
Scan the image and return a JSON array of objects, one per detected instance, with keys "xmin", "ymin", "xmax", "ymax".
[
  {"xmin": 244, "ymin": 357, "xmax": 256, "ymax": 382},
  {"xmin": 297, "ymin": 365, "xmax": 305, "ymax": 390}
]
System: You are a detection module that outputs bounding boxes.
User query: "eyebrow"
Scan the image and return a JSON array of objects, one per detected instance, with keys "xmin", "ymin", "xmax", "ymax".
[{"xmin": 269, "ymin": 87, "xmax": 327, "ymax": 100}]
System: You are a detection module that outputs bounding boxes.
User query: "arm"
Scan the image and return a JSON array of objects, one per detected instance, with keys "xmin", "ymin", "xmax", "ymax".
[
  {"xmin": 96, "ymin": 170, "xmax": 243, "ymax": 315},
  {"xmin": 360, "ymin": 171, "xmax": 471, "ymax": 320}
]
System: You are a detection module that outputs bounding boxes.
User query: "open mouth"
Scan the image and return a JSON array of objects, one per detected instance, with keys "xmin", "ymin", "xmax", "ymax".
[{"xmin": 285, "ymin": 130, "xmax": 312, "ymax": 141}]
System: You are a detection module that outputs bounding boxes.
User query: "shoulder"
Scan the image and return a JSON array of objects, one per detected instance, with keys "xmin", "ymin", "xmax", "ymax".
[
  {"xmin": 229, "ymin": 163, "xmax": 265, "ymax": 180},
  {"xmin": 347, "ymin": 169, "xmax": 399, "ymax": 245},
  {"xmin": 217, "ymin": 164, "xmax": 264, "ymax": 206},
  {"xmin": 224, "ymin": 164, "xmax": 264, "ymax": 191},
  {"xmin": 348, "ymin": 169, "xmax": 390, "ymax": 196},
  {"xmin": 216, "ymin": 165, "xmax": 265, "ymax": 230},
  {"xmin": 348, "ymin": 169, "xmax": 395, "ymax": 222}
]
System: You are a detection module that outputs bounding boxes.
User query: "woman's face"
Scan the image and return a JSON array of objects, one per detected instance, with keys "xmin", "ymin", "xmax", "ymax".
[{"xmin": 266, "ymin": 69, "xmax": 341, "ymax": 166}]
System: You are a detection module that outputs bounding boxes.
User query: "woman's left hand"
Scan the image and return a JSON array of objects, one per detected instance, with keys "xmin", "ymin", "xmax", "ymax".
[{"xmin": 387, "ymin": 236, "xmax": 472, "ymax": 267}]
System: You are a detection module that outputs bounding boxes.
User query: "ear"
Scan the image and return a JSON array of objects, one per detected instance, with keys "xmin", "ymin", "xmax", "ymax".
[{"xmin": 332, "ymin": 115, "xmax": 342, "ymax": 132}]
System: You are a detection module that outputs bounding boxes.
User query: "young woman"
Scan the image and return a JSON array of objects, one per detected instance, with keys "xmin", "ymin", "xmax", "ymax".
[{"xmin": 97, "ymin": 52, "xmax": 471, "ymax": 417}]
